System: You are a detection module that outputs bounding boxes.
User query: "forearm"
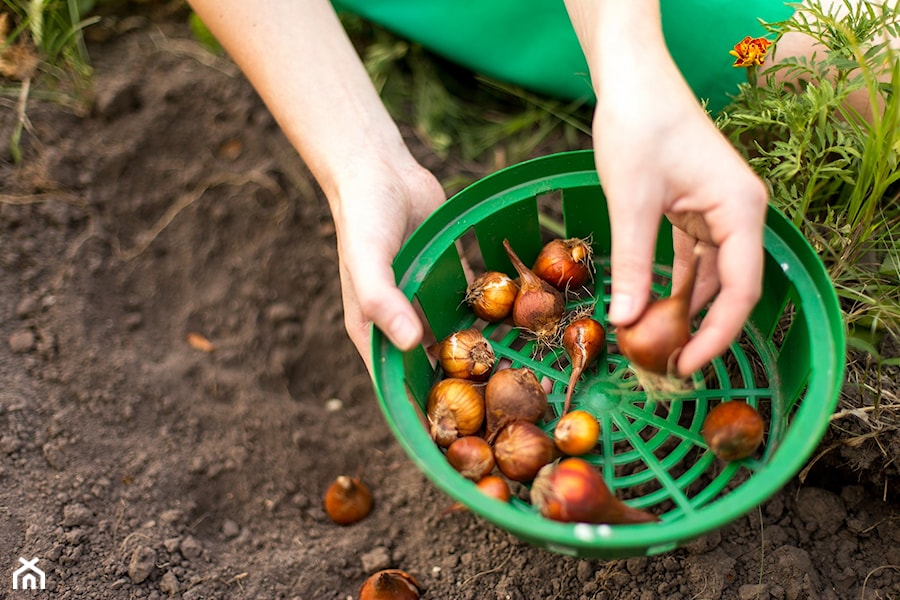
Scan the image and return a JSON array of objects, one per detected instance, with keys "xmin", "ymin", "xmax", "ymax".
[
  {"xmin": 563, "ymin": 0, "xmax": 670, "ymax": 94},
  {"xmin": 186, "ymin": 0, "xmax": 412, "ymax": 207}
]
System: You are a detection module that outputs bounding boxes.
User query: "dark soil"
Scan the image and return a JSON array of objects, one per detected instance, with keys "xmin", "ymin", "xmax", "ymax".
[{"xmin": 1, "ymin": 10, "xmax": 898, "ymax": 600}]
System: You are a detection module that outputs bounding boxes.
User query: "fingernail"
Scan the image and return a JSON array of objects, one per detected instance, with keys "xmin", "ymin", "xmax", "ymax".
[
  {"xmin": 608, "ymin": 293, "xmax": 633, "ymax": 324},
  {"xmin": 388, "ymin": 313, "xmax": 419, "ymax": 350}
]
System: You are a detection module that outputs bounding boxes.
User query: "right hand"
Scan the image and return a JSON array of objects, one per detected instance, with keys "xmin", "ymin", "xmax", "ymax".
[{"xmin": 591, "ymin": 47, "xmax": 768, "ymax": 377}]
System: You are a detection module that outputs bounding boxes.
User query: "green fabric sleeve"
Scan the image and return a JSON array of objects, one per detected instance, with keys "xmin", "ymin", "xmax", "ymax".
[{"xmin": 333, "ymin": 0, "xmax": 795, "ymax": 115}]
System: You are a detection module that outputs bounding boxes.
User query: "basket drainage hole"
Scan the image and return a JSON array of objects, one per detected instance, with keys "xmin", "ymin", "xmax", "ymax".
[{"xmin": 576, "ymin": 381, "xmax": 626, "ymax": 414}]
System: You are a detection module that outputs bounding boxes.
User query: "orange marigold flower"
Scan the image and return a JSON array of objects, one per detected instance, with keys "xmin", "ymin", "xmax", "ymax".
[{"xmin": 730, "ymin": 36, "xmax": 773, "ymax": 68}]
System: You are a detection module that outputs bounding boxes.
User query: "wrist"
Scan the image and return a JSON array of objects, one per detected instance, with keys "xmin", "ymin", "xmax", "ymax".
[{"xmin": 322, "ymin": 138, "xmax": 429, "ymax": 226}]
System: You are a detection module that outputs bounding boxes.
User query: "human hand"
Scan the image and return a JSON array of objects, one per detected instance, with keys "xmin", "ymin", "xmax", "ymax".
[
  {"xmin": 592, "ymin": 50, "xmax": 768, "ymax": 377},
  {"xmin": 331, "ymin": 158, "xmax": 446, "ymax": 373}
]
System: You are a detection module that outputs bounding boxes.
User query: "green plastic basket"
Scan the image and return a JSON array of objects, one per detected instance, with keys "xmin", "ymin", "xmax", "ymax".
[{"xmin": 371, "ymin": 150, "xmax": 845, "ymax": 558}]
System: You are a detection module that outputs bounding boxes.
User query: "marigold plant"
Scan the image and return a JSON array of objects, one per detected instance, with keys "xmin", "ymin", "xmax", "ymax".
[
  {"xmin": 729, "ymin": 35, "xmax": 774, "ymax": 67},
  {"xmin": 717, "ymin": 1, "xmax": 900, "ymax": 357}
]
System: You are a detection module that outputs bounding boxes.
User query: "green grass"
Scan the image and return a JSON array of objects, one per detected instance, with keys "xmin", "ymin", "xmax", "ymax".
[{"xmin": 1, "ymin": 0, "xmax": 101, "ymax": 161}]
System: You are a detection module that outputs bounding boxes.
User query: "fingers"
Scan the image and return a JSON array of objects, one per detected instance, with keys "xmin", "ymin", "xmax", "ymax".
[
  {"xmin": 329, "ymin": 162, "xmax": 444, "ymax": 375},
  {"xmin": 340, "ymin": 256, "xmax": 423, "ymax": 375},
  {"xmin": 676, "ymin": 231, "xmax": 763, "ymax": 376},
  {"xmin": 672, "ymin": 233, "xmax": 720, "ymax": 317}
]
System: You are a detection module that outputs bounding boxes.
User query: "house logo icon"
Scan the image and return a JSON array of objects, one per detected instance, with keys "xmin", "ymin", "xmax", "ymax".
[{"xmin": 12, "ymin": 557, "xmax": 45, "ymax": 590}]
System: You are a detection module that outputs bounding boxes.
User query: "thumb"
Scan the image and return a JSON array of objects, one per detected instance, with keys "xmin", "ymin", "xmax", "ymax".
[{"xmin": 342, "ymin": 259, "xmax": 423, "ymax": 356}]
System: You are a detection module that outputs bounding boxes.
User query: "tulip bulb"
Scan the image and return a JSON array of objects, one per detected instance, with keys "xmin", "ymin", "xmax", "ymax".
[
  {"xmin": 702, "ymin": 400, "xmax": 765, "ymax": 461},
  {"xmin": 492, "ymin": 421, "xmax": 556, "ymax": 482},
  {"xmin": 532, "ymin": 237, "xmax": 594, "ymax": 291},
  {"xmin": 323, "ymin": 475, "xmax": 373, "ymax": 525},
  {"xmin": 502, "ymin": 239, "xmax": 566, "ymax": 344},
  {"xmin": 465, "ymin": 271, "xmax": 518, "ymax": 322},
  {"xmin": 440, "ymin": 474, "xmax": 511, "ymax": 516},
  {"xmin": 359, "ymin": 569, "xmax": 423, "ymax": 600},
  {"xmin": 561, "ymin": 317, "xmax": 606, "ymax": 415},
  {"xmin": 446, "ymin": 435, "xmax": 495, "ymax": 481},
  {"xmin": 554, "ymin": 410, "xmax": 600, "ymax": 456},
  {"xmin": 484, "ymin": 367, "xmax": 548, "ymax": 442},
  {"xmin": 531, "ymin": 458, "xmax": 659, "ymax": 524},
  {"xmin": 435, "ymin": 328, "xmax": 495, "ymax": 382},
  {"xmin": 616, "ymin": 247, "xmax": 701, "ymax": 376},
  {"xmin": 426, "ymin": 378, "xmax": 485, "ymax": 447}
]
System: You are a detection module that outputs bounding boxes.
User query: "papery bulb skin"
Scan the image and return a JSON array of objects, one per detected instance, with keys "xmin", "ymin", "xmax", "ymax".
[
  {"xmin": 531, "ymin": 458, "xmax": 659, "ymax": 524},
  {"xmin": 440, "ymin": 474, "xmax": 511, "ymax": 517},
  {"xmin": 702, "ymin": 401, "xmax": 765, "ymax": 461},
  {"xmin": 474, "ymin": 475, "xmax": 511, "ymax": 503},
  {"xmin": 492, "ymin": 421, "xmax": 556, "ymax": 482},
  {"xmin": 436, "ymin": 328, "xmax": 495, "ymax": 382},
  {"xmin": 465, "ymin": 271, "xmax": 518, "ymax": 322},
  {"xmin": 426, "ymin": 378, "xmax": 485, "ymax": 447},
  {"xmin": 446, "ymin": 435, "xmax": 495, "ymax": 481},
  {"xmin": 554, "ymin": 410, "xmax": 600, "ymax": 456},
  {"xmin": 532, "ymin": 237, "xmax": 594, "ymax": 291},
  {"xmin": 359, "ymin": 569, "xmax": 423, "ymax": 600},
  {"xmin": 502, "ymin": 239, "xmax": 566, "ymax": 342}
]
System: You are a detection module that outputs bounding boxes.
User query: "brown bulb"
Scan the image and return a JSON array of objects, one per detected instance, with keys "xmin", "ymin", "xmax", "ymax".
[
  {"xmin": 492, "ymin": 421, "xmax": 556, "ymax": 482},
  {"xmin": 484, "ymin": 367, "xmax": 548, "ymax": 442},
  {"xmin": 554, "ymin": 410, "xmax": 600, "ymax": 456},
  {"xmin": 446, "ymin": 436, "xmax": 495, "ymax": 481},
  {"xmin": 465, "ymin": 271, "xmax": 518, "ymax": 322},
  {"xmin": 474, "ymin": 475, "xmax": 512, "ymax": 503},
  {"xmin": 532, "ymin": 237, "xmax": 594, "ymax": 291},
  {"xmin": 702, "ymin": 400, "xmax": 765, "ymax": 461},
  {"xmin": 561, "ymin": 317, "xmax": 606, "ymax": 415},
  {"xmin": 359, "ymin": 569, "xmax": 423, "ymax": 600},
  {"xmin": 616, "ymin": 248, "xmax": 701, "ymax": 376},
  {"xmin": 435, "ymin": 328, "xmax": 495, "ymax": 381},
  {"xmin": 531, "ymin": 458, "xmax": 659, "ymax": 524},
  {"xmin": 440, "ymin": 474, "xmax": 512, "ymax": 517},
  {"xmin": 426, "ymin": 378, "xmax": 485, "ymax": 447},
  {"xmin": 502, "ymin": 239, "xmax": 566, "ymax": 343},
  {"xmin": 324, "ymin": 475, "xmax": 373, "ymax": 525}
]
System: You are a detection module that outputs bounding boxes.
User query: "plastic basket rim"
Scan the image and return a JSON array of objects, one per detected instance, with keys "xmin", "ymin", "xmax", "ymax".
[{"xmin": 370, "ymin": 149, "xmax": 846, "ymax": 557}]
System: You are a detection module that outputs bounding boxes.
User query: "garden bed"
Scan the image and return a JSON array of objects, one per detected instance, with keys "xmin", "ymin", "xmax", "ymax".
[{"xmin": 0, "ymin": 11, "xmax": 897, "ymax": 599}]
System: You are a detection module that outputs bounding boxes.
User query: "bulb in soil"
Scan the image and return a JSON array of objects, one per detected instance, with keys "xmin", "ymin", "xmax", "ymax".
[
  {"xmin": 359, "ymin": 569, "xmax": 423, "ymax": 600},
  {"xmin": 323, "ymin": 475, "xmax": 373, "ymax": 525}
]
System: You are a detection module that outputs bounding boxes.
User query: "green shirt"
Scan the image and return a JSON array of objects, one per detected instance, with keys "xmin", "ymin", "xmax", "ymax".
[{"xmin": 333, "ymin": 0, "xmax": 794, "ymax": 114}]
